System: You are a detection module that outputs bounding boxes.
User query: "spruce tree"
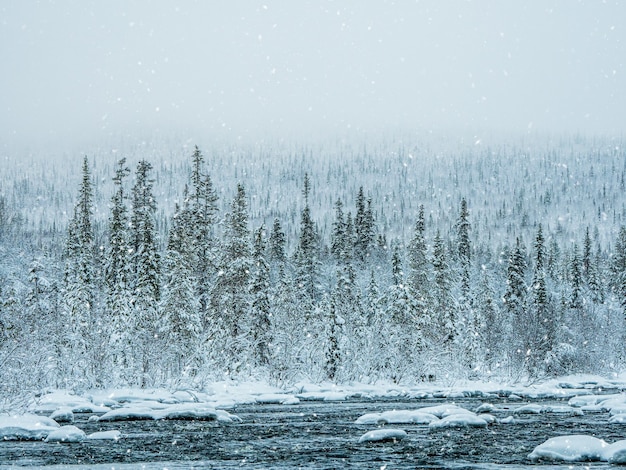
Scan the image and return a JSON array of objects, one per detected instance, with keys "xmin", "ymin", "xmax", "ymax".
[
  {"xmin": 331, "ymin": 198, "xmax": 346, "ymax": 261},
  {"xmin": 104, "ymin": 158, "xmax": 133, "ymax": 382},
  {"xmin": 407, "ymin": 205, "xmax": 429, "ymax": 299},
  {"xmin": 528, "ymin": 224, "xmax": 555, "ymax": 377},
  {"xmin": 187, "ymin": 147, "xmax": 219, "ymax": 325},
  {"xmin": 250, "ymin": 225, "xmax": 272, "ymax": 367},
  {"xmin": 130, "ymin": 160, "xmax": 161, "ymax": 386},
  {"xmin": 432, "ymin": 230, "xmax": 456, "ymax": 349},
  {"xmin": 503, "ymin": 237, "xmax": 528, "ymax": 372},
  {"xmin": 268, "ymin": 217, "xmax": 286, "ymax": 265},
  {"xmin": 456, "ymin": 198, "xmax": 471, "ymax": 298},
  {"xmin": 295, "ymin": 173, "xmax": 319, "ymax": 302},
  {"xmin": 476, "ymin": 268, "xmax": 500, "ymax": 369},
  {"xmin": 355, "ymin": 187, "xmax": 375, "ymax": 263},
  {"xmin": 612, "ymin": 226, "xmax": 626, "ymax": 314},
  {"xmin": 159, "ymin": 203, "xmax": 202, "ymax": 377},
  {"xmin": 62, "ymin": 156, "xmax": 97, "ymax": 387},
  {"xmin": 383, "ymin": 246, "xmax": 423, "ymax": 382},
  {"xmin": 569, "ymin": 244, "xmax": 583, "ymax": 310},
  {"xmin": 212, "ymin": 183, "xmax": 252, "ymax": 369}
]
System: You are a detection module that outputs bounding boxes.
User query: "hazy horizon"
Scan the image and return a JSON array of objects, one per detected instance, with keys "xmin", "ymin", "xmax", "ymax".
[{"xmin": 1, "ymin": 0, "xmax": 625, "ymax": 154}]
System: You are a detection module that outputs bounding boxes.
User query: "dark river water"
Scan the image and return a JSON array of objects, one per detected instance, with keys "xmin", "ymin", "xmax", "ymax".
[{"xmin": 2, "ymin": 396, "xmax": 625, "ymax": 469}]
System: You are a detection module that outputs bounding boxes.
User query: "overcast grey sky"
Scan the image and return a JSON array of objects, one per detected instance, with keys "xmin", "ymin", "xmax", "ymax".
[{"xmin": 1, "ymin": 0, "xmax": 624, "ymax": 152}]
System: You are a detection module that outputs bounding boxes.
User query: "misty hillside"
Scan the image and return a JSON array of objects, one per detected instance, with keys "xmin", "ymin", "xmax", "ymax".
[{"xmin": 5, "ymin": 133, "xmax": 625, "ymax": 253}]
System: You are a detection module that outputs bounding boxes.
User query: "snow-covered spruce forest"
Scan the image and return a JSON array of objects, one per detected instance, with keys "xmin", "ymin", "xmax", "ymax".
[{"xmin": 1, "ymin": 135, "xmax": 626, "ymax": 402}]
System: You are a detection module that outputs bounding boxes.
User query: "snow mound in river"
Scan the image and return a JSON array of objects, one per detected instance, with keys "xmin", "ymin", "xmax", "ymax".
[
  {"xmin": 529, "ymin": 435, "xmax": 626, "ymax": 463},
  {"xmin": 358, "ymin": 428, "xmax": 407, "ymax": 443},
  {"xmin": 0, "ymin": 414, "xmax": 60, "ymax": 441}
]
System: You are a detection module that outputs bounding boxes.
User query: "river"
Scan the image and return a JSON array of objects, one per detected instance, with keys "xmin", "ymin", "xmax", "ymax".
[{"xmin": 1, "ymin": 395, "xmax": 624, "ymax": 469}]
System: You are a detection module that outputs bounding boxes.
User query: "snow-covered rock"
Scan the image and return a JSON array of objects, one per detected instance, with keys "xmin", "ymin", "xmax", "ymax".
[
  {"xmin": 475, "ymin": 403, "xmax": 494, "ymax": 413},
  {"xmin": 608, "ymin": 414, "xmax": 626, "ymax": 424},
  {"xmin": 529, "ymin": 435, "xmax": 608, "ymax": 462},
  {"xmin": 606, "ymin": 440, "xmax": 626, "ymax": 464},
  {"xmin": 416, "ymin": 404, "xmax": 473, "ymax": 419},
  {"xmin": 86, "ymin": 430, "xmax": 122, "ymax": 440},
  {"xmin": 513, "ymin": 404, "xmax": 583, "ymax": 416},
  {"xmin": 50, "ymin": 407, "xmax": 74, "ymax": 423},
  {"xmin": 513, "ymin": 404, "xmax": 542, "ymax": 414},
  {"xmin": 429, "ymin": 414, "xmax": 488, "ymax": 429},
  {"xmin": 358, "ymin": 428, "xmax": 407, "ymax": 443},
  {"xmin": 0, "ymin": 414, "xmax": 60, "ymax": 440},
  {"xmin": 255, "ymin": 393, "xmax": 300, "ymax": 405},
  {"xmin": 95, "ymin": 403, "xmax": 241, "ymax": 423},
  {"xmin": 355, "ymin": 410, "xmax": 437, "ymax": 425},
  {"xmin": 44, "ymin": 425, "xmax": 86, "ymax": 443},
  {"xmin": 95, "ymin": 406, "xmax": 155, "ymax": 421},
  {"xmin": 30, "ymin": 391, "xmax": 110, "ymax": 414}
]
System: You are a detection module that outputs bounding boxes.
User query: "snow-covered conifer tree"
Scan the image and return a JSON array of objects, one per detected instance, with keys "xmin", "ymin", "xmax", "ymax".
[
  {"xmin": 159, "ymin": 200, "xmax": 202, "ymax": 380},
  {"xmin": 104, "ymin": 158, "xmax": 133, "ymax": 383},
  {"xmin": 130, "ymin": 160, "xmax": 161, "ymax": 386},
  {"xmin": 250, "ymin": 225, "xmax": 272, "ymax": 368},
  {"xmin": 268, "ymin": 217, "xmax": 286, "ymax": 265},
  {"xmin": 212, "ymin": 184, "xmax": 252, "ymax": 372},
  {"xmin": 61, "ymin": 156, "xmax": 98, "ymax": 388},
  {"xmin": 187, "ymin": 146, "xmax": 219, "ymax": 325},
  {"xmin": 431, "ymin": 230, "xmax": 456, "ymax": 350}
]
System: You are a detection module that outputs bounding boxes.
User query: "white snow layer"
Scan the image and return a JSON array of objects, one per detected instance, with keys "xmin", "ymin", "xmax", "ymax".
[
  {"xmin": 86, "ymin": 430, "xmax": 122, "ymax": 440},
  {"xmin": 358, "ymin": 428, "xmax": 407, "ymax": 443},
  {"xmin": 44, "ymin": 425, "xmax": 86, "ymax": 443},
  {"xmin": 529, "ymin": 435, "xmax": 626, "ymax": 464},
  {"xmin": 95, "ymin": 403, "xmax": 240, "ymax": 422},
  {"xmin": 356, "ymin": 403, "xmax": 495, "ymax": 429},
  {"xmin": 0, "ymin": 414, "xmax": 59, "ymax": 440},
  {"xmin": 355, "ymin": 410, "xmax": 437, "ymax": 425}
]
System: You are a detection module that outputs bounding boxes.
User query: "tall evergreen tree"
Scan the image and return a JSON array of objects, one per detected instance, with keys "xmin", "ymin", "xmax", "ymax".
[
  {"xmin": 160, "ymin": 202, "xmax": 202, "ymax": 379},
  {"xmin": 528, "ymin": 224, "xmax": 556, "ymax": 377},
  {"xmin": 456, "ymin": 198, "xmax": 471, "ymax": 298},
  {"xmin": 476, "ymin": 267, "xmax": 501, "ymax": 370},
  {"xmin": 268, "ymin": 217, "xmax": 286, "ymax": 265},
  {"xmin": 295, "ymin": 173, "xmax": 319, "ymax": 302},
  {"xmin": 187, "ymin": 147, "xmax": 219, "ymax": 326},
  {"xmin": 569, "ymin": 244, "xmax": 583, "ymax": 310},
  {"xmin": 331, "ymin": 198, "xmax": 346, "ymax": 261},
  {"xmin": 212, "ymin": 183, "xmax": 252, "ymax": 370},
  {"xmin": 582, "ymin": 227, "xmax": 593, "ymax": 279},
  {"xmin": 104, "ymin": 158, "xmax": 133, "ymax": 383},
  {"xmin": 432, "ymin": 230, "xmax": 456, "ymax": 349},
  {"xmin": 62, "ymin": 156, "xmax": 97, "ymax": 387},
  {"xmin": 503, "ymin": 237, "xmax": 528, "ymax": 372},
  {"xmin": 250, "ymin": 225, "xmax": 272, "ymax": 367},
  {"xmin": 612, "ymin": 226, "xmax": 626, "ymax": 314},
  {"xmin": 130, "ymin": 160, "xmax": 161, "ymax": 387},
  {"xmin": 383, "ymin": 247, "xmax": 423, "ymax": 382},
  {"xmin": 407, "ymin": 205, "xmax": 430, "ymax": 301},
  {"xmin": 354, "ymin": 187, "xmax": 375, "ymax": 263}
]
